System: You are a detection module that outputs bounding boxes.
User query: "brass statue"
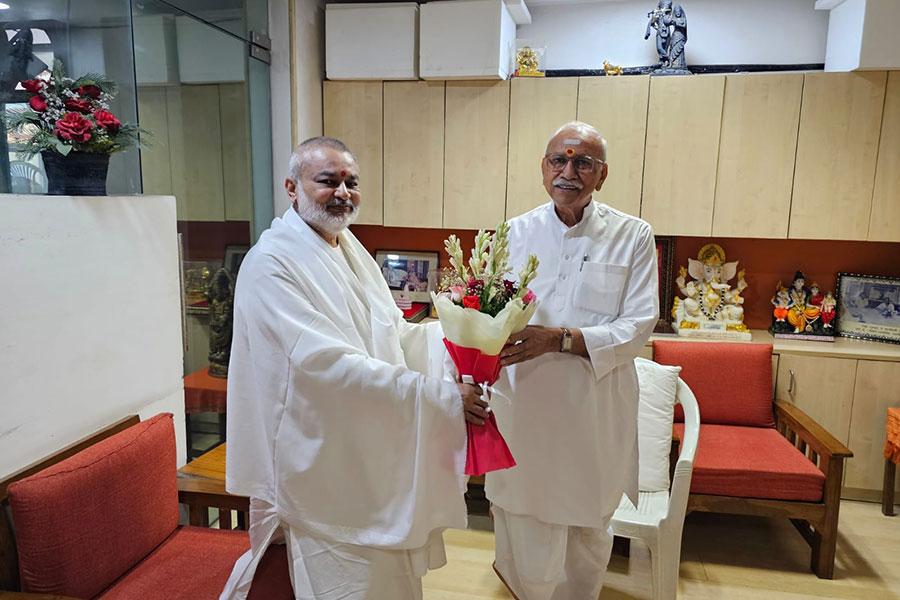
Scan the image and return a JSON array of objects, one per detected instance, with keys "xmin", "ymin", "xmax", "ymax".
[
  {"xmin": 603, "ymin": 60, "xmax": 624, "ymax": 76},
  {"xmin": 207, "ymin": 267, "xmax": 234, "ymax": 378},
  {"xmin": 515, "ymin": 46, "xmax": 544, "ymax": 77}
]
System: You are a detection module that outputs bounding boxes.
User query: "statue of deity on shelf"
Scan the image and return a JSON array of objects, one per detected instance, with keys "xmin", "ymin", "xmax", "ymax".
[
  {"xmin": 671, "ymin": 243, "xmax": 750, "ymax": 340},
  {"xmin": 769, "ymin": 270, "xmax": 835, "ymax": 341}
]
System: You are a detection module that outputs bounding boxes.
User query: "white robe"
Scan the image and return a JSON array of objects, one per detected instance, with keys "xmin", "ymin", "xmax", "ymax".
[
  {"xmin": 487, "ymin": 201, "xmax": 659, "ymax": 527},
  {"xmin": 220, "ymin": 208, "xmax": 467, "ymax": 598}
]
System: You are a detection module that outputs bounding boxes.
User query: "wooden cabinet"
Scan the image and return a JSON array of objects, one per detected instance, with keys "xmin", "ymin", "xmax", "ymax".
[
  {"xmin": 137, "ymin": 87, "xmax": 174, "ymax": 197},
  {"xmin": 790, "ymin": 72, "xmax": 887, "ymax": 240},
  {"xmin": 642, "ymin": 75, "xmax": 725, "ymax": 236},
  {"xmin": 506, "ymin": 78, "xmax": 578, "ymax": 220},
  {"xmin": 383, "ymin": 81, "xmax": 445, "ymax": 228},
  {"xmin": 869, "ymin": 71, "xmax": 900, "ymax": 242},
  {"xmin": 443, "ymin": 81, "xmax": 510, "ymax": 229},
  {"xmin": 713, "ymin": 74, "xmax": 803, "ymax": 238},
  {"xmin": 324, "ymin": 81, "xmax": 384, "ymax": 225},
  {"xmin": 219, "ymin": 83, "xmax": 252, "ymax": 222},
  {"xmin": 577, "ymin": 75, "xmax": 650, "ymax": 218},
  {"xmin": 845, "ymin": 360, "xmax": 900, "ymax": 495},
  {"xmin": 775, "ymin": 354, "xmax": 856, "ymax": 445}
]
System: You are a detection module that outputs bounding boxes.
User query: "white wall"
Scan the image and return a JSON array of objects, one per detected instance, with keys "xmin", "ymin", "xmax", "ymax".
[
  {"xmin": 858, "ymin": 0, "xmax": 900, "ymax": 70},
  {"xmin": 519, "ymin": 0, "xmax": 828, "ymax": 70},
  {"xmin": 270, "ymin": 0, "xmax": 325, "ymax": 217},
  {"xmin": 0, "ymin": 195, "xmax": 186, "ymax": 479}
]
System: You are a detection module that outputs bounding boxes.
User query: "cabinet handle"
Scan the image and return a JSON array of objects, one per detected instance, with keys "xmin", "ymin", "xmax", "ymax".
[{"xmin": 788, "ymin": 369, "xmax": 795, "ymax": 395}]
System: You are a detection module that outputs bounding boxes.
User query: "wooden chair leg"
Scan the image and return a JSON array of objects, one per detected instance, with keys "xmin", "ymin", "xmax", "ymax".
[
  {"xmin": 883, "ymin": 459, "xmax": 896, "ymax": 517},
  {"xmin": 812, "ymin": 456, "xmax": 844, "ymax": 579}
]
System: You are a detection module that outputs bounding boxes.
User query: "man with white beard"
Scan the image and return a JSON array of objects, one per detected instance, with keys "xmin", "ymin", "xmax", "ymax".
[{"xmin": 219, "ymin": 137, "xmax": 489, "ymax": 600}]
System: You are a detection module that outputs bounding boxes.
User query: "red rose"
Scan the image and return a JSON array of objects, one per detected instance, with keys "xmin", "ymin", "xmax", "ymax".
[
  {"xmin": 94, "ymin": 110, "xmax": 121, "ymax": 133},
  {"xmin": 76, "ymin": 85, "xmax": 102, "ymax": 99},
  {"xmin": 28, "ymin": 95, "xmax": 47, "ymax": 112},
  {"xmin": 462, "ymin": 295, "xmax": 481, "ymax": 310},
  {"xmin": 64, "ymin": 97, "xmax": 93, "ymax": 113},
  {"xmin": 21, "ymin": 79, "xmax": 44, "ymax": 93},
  {"xmin": 55, "ymin": 112, "xmax": 94, "ymax": 143}
]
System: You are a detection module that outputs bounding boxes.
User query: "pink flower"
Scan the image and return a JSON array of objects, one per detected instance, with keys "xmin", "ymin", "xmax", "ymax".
[
  {"xmin": 28, "ymin": 95, "xmax": 47, "ymax": 112},
  {"xmin": 462, "ymin": 295, "xmax": 481, "ymax": 310},
  {"xmin": 449, "ymin": 285, "xmax": 465, "ymax": 302},
  {"xmin": 522, "ymin": 289, "xmax": 536, "ymax": 305}
]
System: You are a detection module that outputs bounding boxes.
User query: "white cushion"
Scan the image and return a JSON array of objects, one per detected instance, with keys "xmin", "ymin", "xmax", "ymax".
[{"xmin": 634, "ymin": 357, "xmax": 681, "ymax": 492}]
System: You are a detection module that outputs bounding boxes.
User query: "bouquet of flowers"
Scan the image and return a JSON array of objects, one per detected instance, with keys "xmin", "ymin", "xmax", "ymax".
[
  {"xmin": 7, "ymin": 60, "xmax": 141, "ymax": 158},
  {"xmin": 432, "ymin": 223, "xmax": 539, "ymax": 476}
]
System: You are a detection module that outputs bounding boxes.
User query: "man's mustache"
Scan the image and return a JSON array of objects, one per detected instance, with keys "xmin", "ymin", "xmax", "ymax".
[
  {"xmin": 325, "ymin": 199, "xmax": 356, "ymax": 210},
  {"xmin": 552, "ymin": 177, "xmax": 583, "ymax": 189}
]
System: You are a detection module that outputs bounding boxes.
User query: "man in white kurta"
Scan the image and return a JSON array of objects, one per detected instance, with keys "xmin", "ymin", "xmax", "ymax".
[
  {"xmin": 220, "ymin": 137, "xmax": 489, "ymax": 600},
  {"xmin": 489, "ymin": 122, "xmax": 659, "ymax": 600}
]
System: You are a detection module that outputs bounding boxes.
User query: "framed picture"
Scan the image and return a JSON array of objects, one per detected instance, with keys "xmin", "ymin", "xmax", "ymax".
[
  {"xmin": 374, "ymin": 249, "xmax": 440, "ymax": 303},
  {"xmin": 654, "ymin": 236, "xmax": 676, "ymax": 333},
  {"xmin": 224, "ymin": 245, "xmax": 250, "ymax": 277},
  {"xmin": 836, "ymin": 272, "xmax": 900, "ymax": 345}
]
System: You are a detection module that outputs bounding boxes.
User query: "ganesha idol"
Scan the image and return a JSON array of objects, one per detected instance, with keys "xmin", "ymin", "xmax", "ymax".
[{"xmin": 671, "ymin": 243, "xmax": 752, "ymax": 340}]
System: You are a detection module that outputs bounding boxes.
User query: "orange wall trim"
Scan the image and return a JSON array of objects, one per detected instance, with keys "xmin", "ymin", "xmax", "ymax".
[{"xmin": 352, "ymin": 224, "xmax": 900, "ymax": 331}]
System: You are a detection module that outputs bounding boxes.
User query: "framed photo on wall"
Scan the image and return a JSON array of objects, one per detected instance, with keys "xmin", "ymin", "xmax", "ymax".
[
  {"xmin": 654, "ymin": 236, "xmax": 676, "ymax": 333},
  {"xmin": 374, "ymin": 249, "xmax": 440, "ymax": 303},
  {"xmin": 224, "ymin": 245, "xmax": 250, "ymax": 277},
  {"xmin": 836, "ymin": 272, "xmax": 900, "ymax": 345}
]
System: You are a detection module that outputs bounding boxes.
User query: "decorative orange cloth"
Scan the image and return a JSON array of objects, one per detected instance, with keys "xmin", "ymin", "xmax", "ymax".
[
  {"xmin": 885, "ymin": 407, "xmax": 900, "ymax": 464},
  {"xmin": 183, "ymin": 367, "xmax": 227, "ymax": 414}
]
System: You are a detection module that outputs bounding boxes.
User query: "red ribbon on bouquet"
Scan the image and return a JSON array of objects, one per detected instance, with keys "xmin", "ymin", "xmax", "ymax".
[{"xmin": 443, "ymin": 338, "xmax": 516, "ymax": 476}]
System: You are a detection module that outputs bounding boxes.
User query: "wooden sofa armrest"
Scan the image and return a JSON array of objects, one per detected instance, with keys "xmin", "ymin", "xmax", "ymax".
[
  {"xmin": 177, "ymin": 478, "xmax": 249, "ymax": 528},
  {"xmin": 775, "ymin": 399, "xmax": 853, "ymax": 460}
]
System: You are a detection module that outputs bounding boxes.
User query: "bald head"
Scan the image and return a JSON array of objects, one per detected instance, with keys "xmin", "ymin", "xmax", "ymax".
[
  {"xmin": 547, "ymin": 121, "xmax": 607, "ymax": 162},
  {"xmin": 286, "ymin": 136, "xmax": 357, "ymax": 182}
]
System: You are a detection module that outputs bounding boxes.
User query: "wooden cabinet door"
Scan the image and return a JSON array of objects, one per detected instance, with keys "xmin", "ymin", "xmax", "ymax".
[
  {"xmin": 713, "ymin": 73, "xmax": 803, "ymax": 238},
  {"xmin": 790, "ymin": 72, "xmax": 887, "ymax": 240},
  {"xmin": 443, "ymin": 81, "xmax": 510, "ymax": 229},
  {"xmin": 324, "ymin": 81, "xmax": 384, "ymax": 225},
  {"xmin": 845, "ymin": 360, "xmax": 900, "ymax": 493},
  {"xmin": 642, "ymin": 75, "xmax": 725, "ymax": 236},
  {"xmin": 383, "ymin": 81, "xmax": 445, "ymax": 228},
  {"xmin": 775, "ymin": 354, "xmax": 857, "ymax": 445},
  {"xmin": 869, "ymin": 71, "xmax": 900, "ymax": 242},
  {"xmin": 506, "ymin": 78, "xmax": 578, "ymax": 219},
  {"xmin": 577, "ymin": 75, "xmax": 650, "ymax": 218}
]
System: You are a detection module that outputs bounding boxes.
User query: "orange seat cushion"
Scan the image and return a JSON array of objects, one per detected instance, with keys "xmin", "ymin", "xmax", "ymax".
[
  {"xmin": 675, "ymin": 423, "xmax": 825, "ymax": 502},
  {"xmin": 654, "ymin": 341, "xmax": 775, "ymax": 428}
]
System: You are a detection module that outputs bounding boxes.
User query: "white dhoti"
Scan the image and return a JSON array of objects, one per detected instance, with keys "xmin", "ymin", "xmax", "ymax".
[{"xmin": 492, "ymin": 506, "xmax": 614, "ymax": 600}]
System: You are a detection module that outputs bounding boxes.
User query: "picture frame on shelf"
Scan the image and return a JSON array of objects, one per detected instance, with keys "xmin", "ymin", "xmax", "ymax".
[
  {"xmin": 223, "ymin": 245, "xmax": 251, "ymax": 278},
  {"xmin": 654, "ymin": 235, "xmax": 676, "ymax": 333},
  {"xmin": 836, "ymin": 272, "xmax": 900, "ymax": 345},
  {"xmin": 374, "ymin": 249, "xmax": 440, "ymax": 303}
]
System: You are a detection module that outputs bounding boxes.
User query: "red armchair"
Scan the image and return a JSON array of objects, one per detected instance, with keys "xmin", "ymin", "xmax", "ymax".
[
  {"xmin": 653, "ymin": 341, "xmax": 853, "ymax": 579},
  {"xmin": 0, "ymin": 414, "xmax": 291, "ymax": 599}
]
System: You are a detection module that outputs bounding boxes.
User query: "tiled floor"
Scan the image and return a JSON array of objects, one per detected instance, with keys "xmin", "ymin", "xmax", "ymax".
[{"xmin": 422, "ymin": 500, "xmax": 900, "ymax": 599}]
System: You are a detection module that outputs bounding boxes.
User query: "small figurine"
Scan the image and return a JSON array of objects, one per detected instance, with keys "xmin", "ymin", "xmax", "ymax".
[
  {"xmin": 672, "ymin": 243, "xmax": 750, "ymax": 339},
  {"xmin": 603, "ymin": 60, "xmax": 624, "ymax": 76},
  {"xmin": 207, "ymin": 267, "xmax": 235, "ymax": 378},
  {"xmin": 644, "ymin": 1, "xmax": 691, "ymax": 75},
  {"xmin": 515, "ymin": 46, "xmax": 545, "ymax": 77},
  {"xmin": 770, "ymin": 270, "xmax": 835, "ymax": 340}
]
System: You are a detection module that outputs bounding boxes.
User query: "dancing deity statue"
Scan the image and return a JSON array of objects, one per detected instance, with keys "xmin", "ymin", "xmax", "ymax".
[{"xmin": 672, "ymin": 243, "xmax": 751, "ymax": 339}]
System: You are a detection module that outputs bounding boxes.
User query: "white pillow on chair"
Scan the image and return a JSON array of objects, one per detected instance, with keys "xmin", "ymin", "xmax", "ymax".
[{"xmin": 634, "ymin": 357, "xmax": 682, "ymax": 492}]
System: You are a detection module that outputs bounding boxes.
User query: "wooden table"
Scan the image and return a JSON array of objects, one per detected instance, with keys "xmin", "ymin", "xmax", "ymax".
[{"xmin": 177, "ymin": 442, "xmax": 249, "ymax": 529}]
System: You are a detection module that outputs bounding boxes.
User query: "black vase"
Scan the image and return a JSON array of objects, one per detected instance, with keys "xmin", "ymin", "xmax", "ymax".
[{"xmin": 41, "ymin": 150, "xmax": 110, "ymax": 196}]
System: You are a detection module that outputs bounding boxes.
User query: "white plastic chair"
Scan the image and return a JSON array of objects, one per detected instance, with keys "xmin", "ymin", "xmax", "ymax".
[
  {"xmin": 611, "ymin": 377, "xmax": 700, "ymax": 600},
  {"xmin": 9, "ymin": 160, "xmax": 47, "ymax": 194}
]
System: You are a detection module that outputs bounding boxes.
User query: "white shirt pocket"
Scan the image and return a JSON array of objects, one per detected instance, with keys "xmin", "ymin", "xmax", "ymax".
[{"xmin": 573, "ymin": 262, "xmax": 629, "ymax": 317}]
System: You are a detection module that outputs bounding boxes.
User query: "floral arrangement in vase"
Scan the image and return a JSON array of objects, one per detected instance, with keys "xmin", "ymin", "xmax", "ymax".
[
  {"xmin": 6, "ymin": 60, "xmax": 143, "ymax": 195},
  {"xmin": 431, "ymin": 223, "xmax": 539, "ymax": 476}
]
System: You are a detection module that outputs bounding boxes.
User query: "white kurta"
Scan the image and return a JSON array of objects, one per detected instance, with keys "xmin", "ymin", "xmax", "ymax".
[
  {"xmin": 487, "ymin": 201, "xmax": 659, "ymax": 527},
  {"xmin": 221, "ymin": 208, "xmax": 467, "ymax": 598}
]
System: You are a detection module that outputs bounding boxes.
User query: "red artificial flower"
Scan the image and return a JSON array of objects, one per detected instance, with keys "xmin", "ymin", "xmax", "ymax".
[
  {"xmin": 522, "ymin": 289, "xmax": 536, "ymax": 305},
  {"xmin": 64, "ymin": 97, "xmax": 93, "ymax": 113},
  {"xmin": 21, "ymin": 79, "xmax": 44, "ymax": 93},
  {"xmin": 55, "ymin": 112, "xmax": 94, "ymax": 143},
  {"xmin": 94, "ymin": 110, "xmax": 121, "ymax": 134},
  {"xmin": 28, "ymin": 95, "xmax": 47, "ymax": 112},
  {"xmin": 462, "ymin": 295, "xmax": 481, "ymax": 310},
  {"xmin": 76, "ymin": 85, "xmax": 102, "ymax": 99}
]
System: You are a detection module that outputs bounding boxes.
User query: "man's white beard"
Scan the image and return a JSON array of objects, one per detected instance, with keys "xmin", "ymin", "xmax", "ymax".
[{"xmin": 295, "ymin": 189, "xmax": 358, "ymax": 236}]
